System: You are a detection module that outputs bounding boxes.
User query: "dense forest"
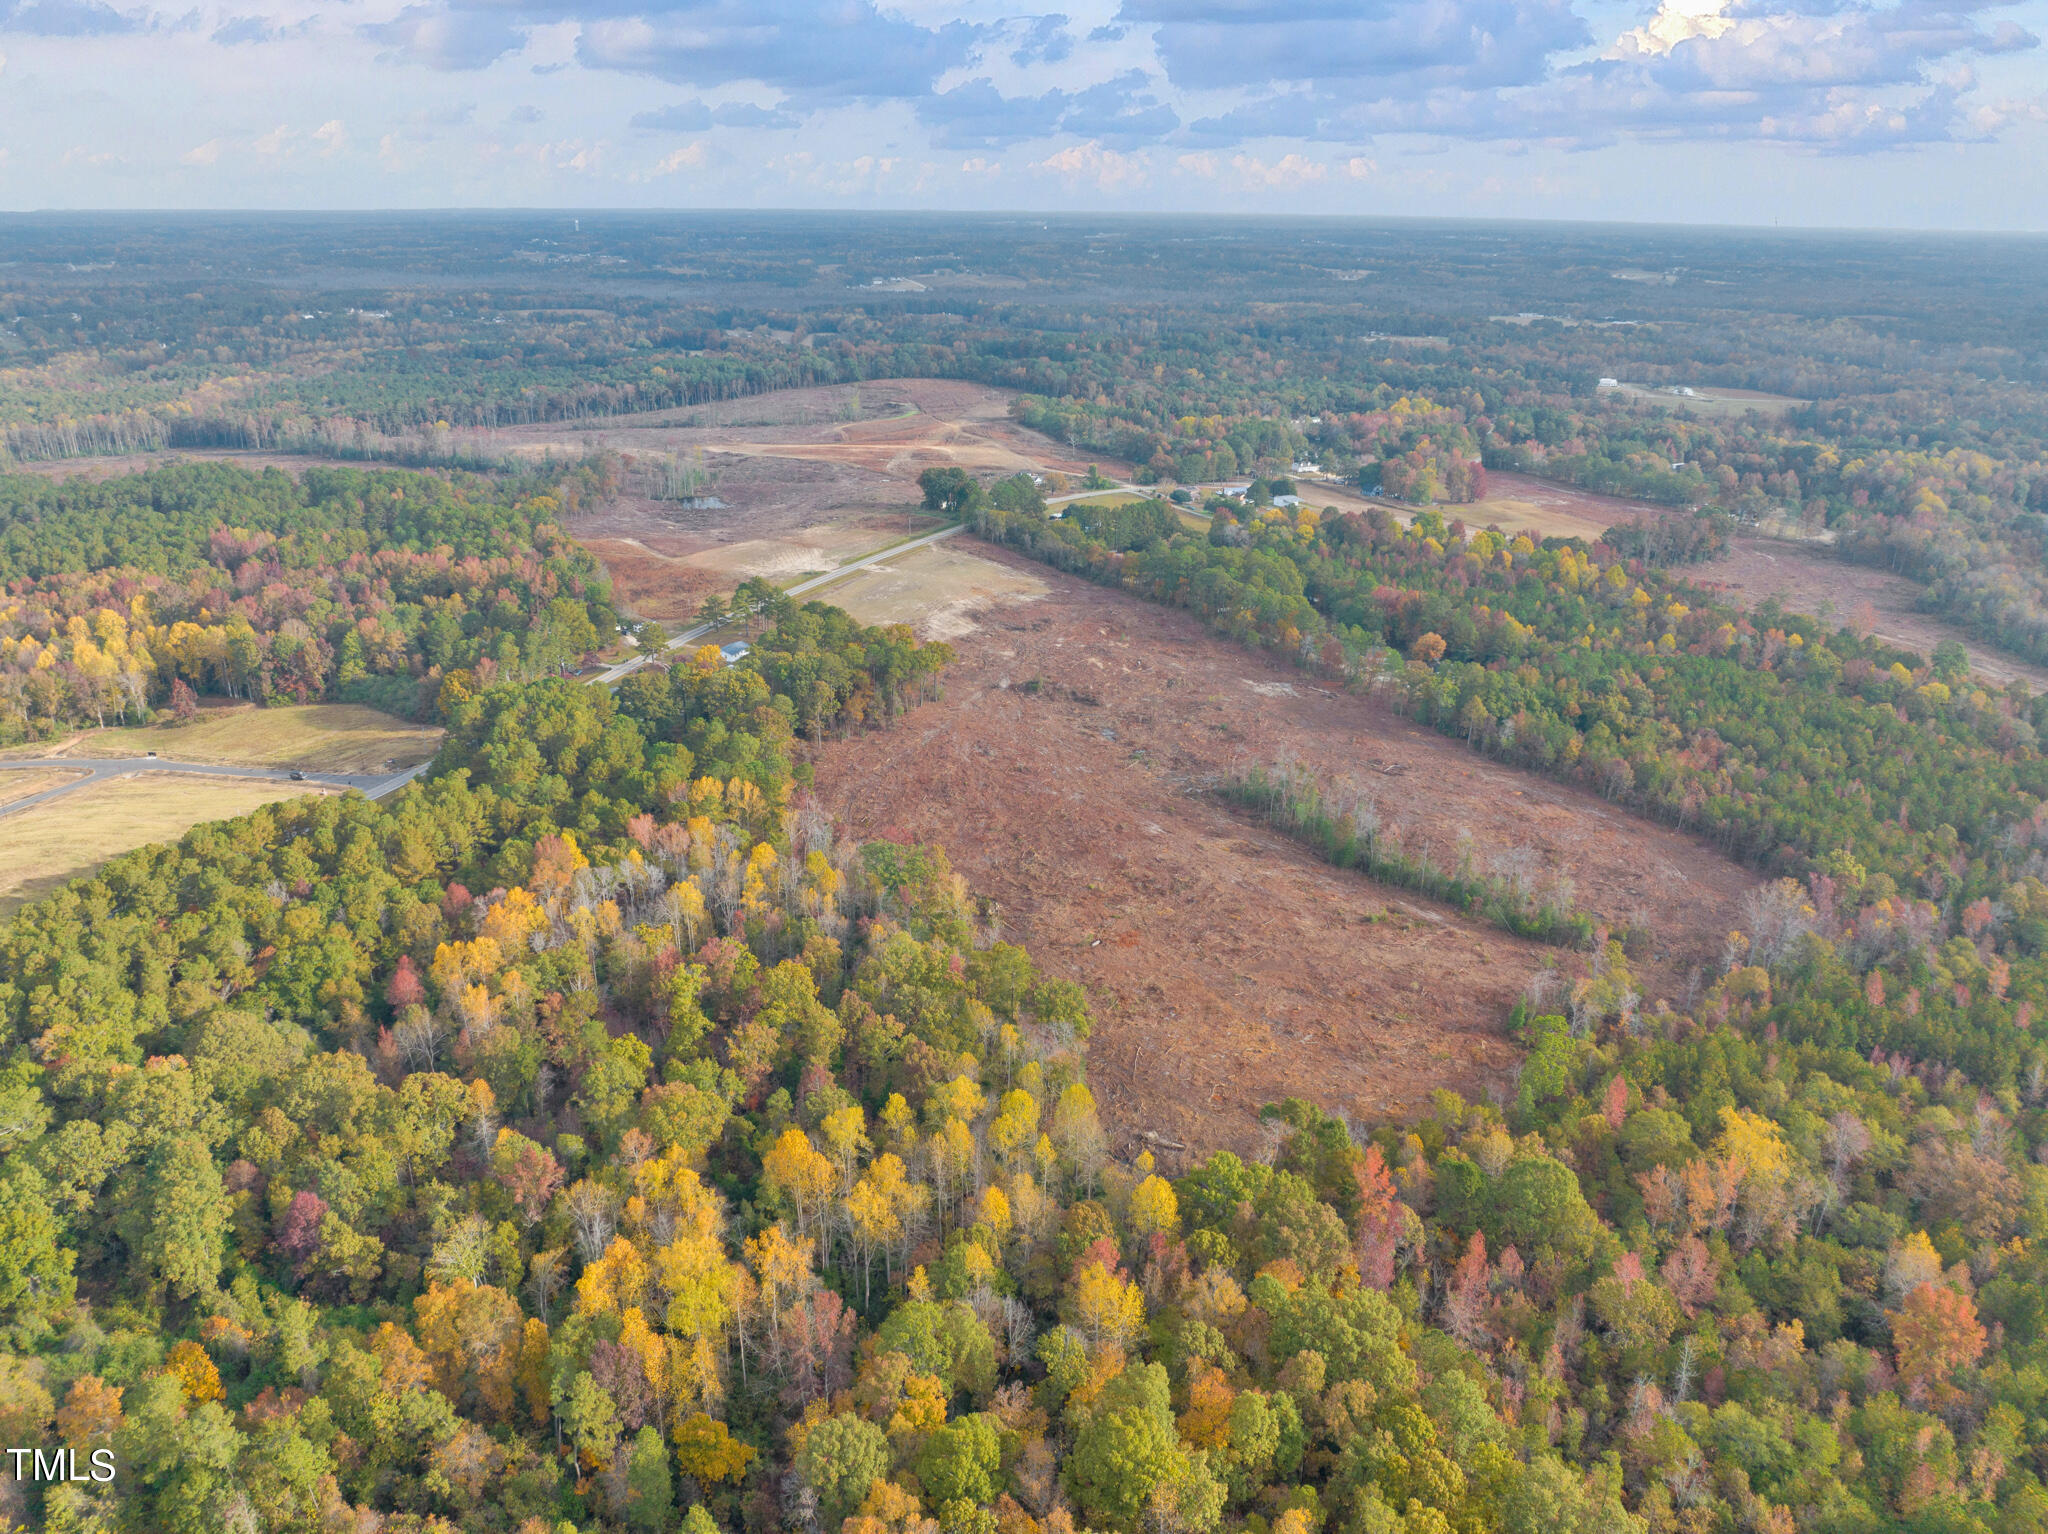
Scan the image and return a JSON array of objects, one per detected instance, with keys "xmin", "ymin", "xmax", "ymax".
[{"xmin": 0, "ymin": 462, "xmax": 622, "ymax": 740}]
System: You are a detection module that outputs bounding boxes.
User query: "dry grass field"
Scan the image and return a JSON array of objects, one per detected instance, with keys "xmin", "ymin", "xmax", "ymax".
[
  {"xmin": 0, "ymin": 774, "xmax": 340, "ymax": 917},
  {"xmin": 6, "ymin": 703, "xmax": 442, "ymax": 773}
]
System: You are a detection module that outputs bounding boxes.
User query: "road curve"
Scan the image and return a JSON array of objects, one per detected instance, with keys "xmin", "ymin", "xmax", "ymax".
[{"xmin": 0, "ymin": 756, "xmax": 430, "ymax": 820}]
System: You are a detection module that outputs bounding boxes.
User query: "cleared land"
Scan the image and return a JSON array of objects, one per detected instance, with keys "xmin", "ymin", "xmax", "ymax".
[
  {"xmin": 1321, "ymin": 473, "xmax": 2048, "ymax": 692},
  {"xmin": 3, "ymin": 702, "xmax": 443, "ymax": 773},
  {"xmin": 1689, "ymin": 538, "xmax": 2048, "ymax": 691},
  {"xmin": 0, "ymin": 773, "xmax": 340, "ymax": 916},
  {"xmin": 807, "ymin": 545, "xmax": 1759, "ymax": 1159},
  {"xmin": 1250, "ymin": 472, "xmax": 1637, "ymax": 545},
  {"xmin": 540, "ymin": 380, "xmax": 1107, "ymax": 624}
]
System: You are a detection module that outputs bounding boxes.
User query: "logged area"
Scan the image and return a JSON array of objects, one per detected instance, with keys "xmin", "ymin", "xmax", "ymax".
[
  {"xmin": 1689, "ymin": 536, "xmax": 2048, "ymax": 690},
  {"xmin": 809, "ymin": 545, "xmax": 1759, "ymax": 1157}
]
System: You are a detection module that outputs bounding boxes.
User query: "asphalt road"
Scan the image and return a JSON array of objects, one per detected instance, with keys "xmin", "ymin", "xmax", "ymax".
[{"xmin": 0, "ymin": 756, "xmax": 430, "ymax": 820}]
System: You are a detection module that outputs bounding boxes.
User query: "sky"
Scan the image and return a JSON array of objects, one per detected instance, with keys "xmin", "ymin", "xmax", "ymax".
[{"xmin": 1, "ymin": 0, "xmax": 2045, "ymax": 229}]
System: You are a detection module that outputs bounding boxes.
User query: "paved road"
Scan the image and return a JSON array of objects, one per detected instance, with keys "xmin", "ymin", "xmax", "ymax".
[
  {"xmin": 594, "ymin": 521, "xmax": 967, "ymax": 685},
  {"xmin": 0, "ymin": 755, "xmax": 431, "ymax": 820}
]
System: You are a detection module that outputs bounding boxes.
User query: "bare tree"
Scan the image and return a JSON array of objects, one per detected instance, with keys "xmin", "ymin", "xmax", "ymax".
[
  {"xmin": 1740, "ymin": 878, "xmax": 1814, "ymax": 966},
  {"xmin": 393, "ymin": 1007, "xmax": 450, "ymax": 1075},
  {"xmin": 565, "ymin": 1179, "xmax": 618, "ymax": 1264},
  {"xmin": 528, "ymin": 1247, "xmax": 568, "ymax": 1323}
]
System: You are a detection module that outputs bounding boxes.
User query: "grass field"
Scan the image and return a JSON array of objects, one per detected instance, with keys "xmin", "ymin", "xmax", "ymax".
[
  {"xmin": 0, "ymin": 774, "xmax": 340, "ymax": 918},
  {"xmin": 1056, "ymin": 490, "xmax": 1154, "ymax": 511},
  {"xmin": 4, "ymin": 703, "xmax": 443, "ymax": 773}
]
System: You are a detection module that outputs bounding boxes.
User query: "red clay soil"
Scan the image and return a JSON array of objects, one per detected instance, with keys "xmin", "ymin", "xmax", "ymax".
[{"xmin": 806, "ymin": 546, "xmax": 1759, "ymax": 1160}]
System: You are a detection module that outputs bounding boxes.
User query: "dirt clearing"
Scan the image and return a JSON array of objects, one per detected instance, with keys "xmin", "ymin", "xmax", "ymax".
[
  {"xmin": 540, "ymin": 380, "xmax": 1115, "ymax": 624},
  {"xmin": 807, "ymin": 545, "xmax": 1759, "ymax": 1158}
]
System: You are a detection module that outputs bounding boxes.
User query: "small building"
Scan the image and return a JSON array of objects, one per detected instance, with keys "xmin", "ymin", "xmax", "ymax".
[{"xmin": 719, "ymin": 641, "xmax": 752, "ymax": 667}]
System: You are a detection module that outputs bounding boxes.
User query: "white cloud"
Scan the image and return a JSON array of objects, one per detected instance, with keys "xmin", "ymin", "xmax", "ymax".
[
  {"xmin": 312, "ymin": 119, "xmax": 347, "ymax": 156},
  {"xmin": 1230, "ymin": 152, "xmax": 1325, "ymax": 188},
  {"xmin": 1035, "ymin": 140, "xmax": 1147, "ymax": 189},
  {"xmin": 650, "ymin": 142, "xmax": 704, "ymax": 175},
  {"xmin": 1609, "ymin": 0, "xmax": 1738, "ymax": 60},
  {"xmin": 180, "ymin": 138, "xmax": 222, "ymax": 166}
]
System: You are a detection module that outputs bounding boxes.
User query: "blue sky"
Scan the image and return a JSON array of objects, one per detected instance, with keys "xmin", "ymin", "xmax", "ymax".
[{"xmin": 1, "ymin": 0, "xmax": 2045, "ymax": 228}]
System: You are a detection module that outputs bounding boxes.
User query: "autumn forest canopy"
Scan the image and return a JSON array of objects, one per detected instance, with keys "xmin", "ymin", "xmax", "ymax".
[{"xmin": 2, "ymin": 214, "xmax": 2048, "ymax": 1534}]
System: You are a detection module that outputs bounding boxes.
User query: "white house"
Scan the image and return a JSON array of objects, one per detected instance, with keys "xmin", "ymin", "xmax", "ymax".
[{"xmin": 720, "ymin": 641, "xmax": 752, "ymax": 666}]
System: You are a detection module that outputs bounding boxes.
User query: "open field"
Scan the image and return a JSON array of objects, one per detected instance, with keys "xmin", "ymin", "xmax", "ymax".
[
  {"xmin": 817, "ymin": 541, "xmax": 1050, "ymax": 641},
  {"xmin": 1259, "ymin": 471, "xmax": 1642, "ymax": 544},
  {"xmin": 1, "ymin": 702, "xmax": 443, "ymax": 773},
  {"xmin": 1056, "ymin": 490, "xmax": 1154, "ymax": 510},
  {"xmin": 492, "ymin": 378, "xmax": 1108, "ymax": 482},
  {"xmin": 0, "ymin": 773, "xmax": 340, "ymax": 917},
  {"xmin": 1597, "ymin": 381, "xmax": 1806, "ymax": 418},
  {"xmin": 1689, "ymin": 538, "xmax": 2048, "ymax": 691},
  {"xmin": 1451, "ymin": 471, "xmax": 1662, "ymax": 541},
  {"xmin": 807, "ymin": 544, "xmax": 1759, "ymax": 1158},
  {"xmin": 583, "ymin": 513, "xmax": 960, "ymax": 624}
]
